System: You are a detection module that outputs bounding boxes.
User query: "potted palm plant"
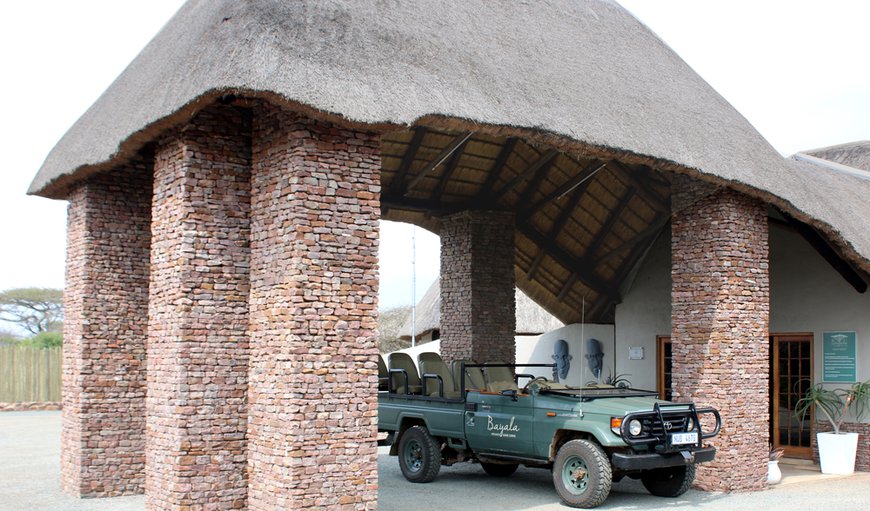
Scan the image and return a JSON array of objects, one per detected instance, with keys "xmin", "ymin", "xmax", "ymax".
[{"xmin": 795, "ymin": 380, "xmax": 870, "ymax": 474}]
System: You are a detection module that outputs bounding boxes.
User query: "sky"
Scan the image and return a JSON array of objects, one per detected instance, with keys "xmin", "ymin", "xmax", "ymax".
[{"xmin": 0, "ymin": 1, "xmax": 866, "ymax": 324}]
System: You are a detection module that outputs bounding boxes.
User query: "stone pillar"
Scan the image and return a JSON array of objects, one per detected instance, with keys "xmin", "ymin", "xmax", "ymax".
[
  {"xmin": 146, "ymin": 105, "xmax": 251, "ymax": 510},
  {"xmin": 671, "ymin": 180, "xmax": 769, "ymax": 492},
  {"xmin": 62, "ymin": 164, "xmax": 151, "ymax": 496},
  {"xmin": 246, "ymin": 105, "xmax": 381, "ymax": 510},
  {"xmin": 440, "ymin": 211, "xmax": 516, "ymax": 365}
]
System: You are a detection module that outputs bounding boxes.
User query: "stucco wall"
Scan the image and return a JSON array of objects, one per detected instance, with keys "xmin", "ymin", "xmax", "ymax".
[
  {"xmin": 769, "ymin": 222, "xmax": 870, "ymax": 414},
  {"xmin": 613, "ymin": 228, "xmax": 671, "ymax": 391},
  {"xmin": 613, "ymin": 221, "xmax": 870, "ymax": 419}
]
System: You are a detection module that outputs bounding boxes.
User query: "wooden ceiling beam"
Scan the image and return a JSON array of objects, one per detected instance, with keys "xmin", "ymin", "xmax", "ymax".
[
  {"xmin": 389, "ymin": 126, "xmax": 427, "ymax": 195},
  {"xmin": 478, "ymin": 137, "xmax": 519, "ymax": 198},
  {"xmin": 590, "ymin": 211, "xmax": 670, "ymax": 267},
  {"xmin": 430, "ymin": 142, "xmax": 468, "ymax": 202},
  {"xmin": 556, "ymin": 273, "xmax": 579, "ymax": 301},
  {"xmin": 404, "ymin": 131, "xmax": 473, "ymax": 195},
  {"xmin": 611, "ymin": 223, "xmax": 662, "ymax": 296},
  {"xmin": 519, "ymin": 161, "xmax": 607, "ymax": 221},
  {"xmin": 488, "ymin": 148, "xmax": 559, "ymax": 204},
  {"xmin": 515, "ymin": 155, "xmax": 556, "ymax": 208},
  {"xmin": 518, "ymin": 222, "xmax": 618, "ymax": 301},
  {"xmin": 608, "ymin": 160, "xmax": 669, "ymax": 211},
  {"xmin": 583, "ymin": 186, "xmax": 635, "ymax": 262},
  {"xmin": 525, "ymin": 184, "xmax": 586, "ymax": 282},
  {"xmin": 781, "ymin": 211, "xmax": 867, "ymax": 293}
]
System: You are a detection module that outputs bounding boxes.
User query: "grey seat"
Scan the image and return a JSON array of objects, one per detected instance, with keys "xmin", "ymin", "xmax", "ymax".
[
  {"xmin": 452, "ymin": 359, "xmax": 485, "ymax": 391},
  {"xmin": 388, "ymin": 352, "xmax": 422, "ymax": 394},
  {"xmin": 418, "ymin": 352, "xmax": 460, "ymax": 398},
  {"xmin": 484, "ymin": 361, "xmax": 518, "ymax": 393},
  {"xmin": 378, "ymin": 354, "xmax": 389, "ymax": 391}
]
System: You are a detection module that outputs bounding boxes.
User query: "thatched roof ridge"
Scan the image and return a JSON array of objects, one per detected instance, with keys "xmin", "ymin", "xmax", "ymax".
[
  {"xmin": 801, "ymin": 141, "xmax": 870, "ymax": 172},
  {"xmin": 28, "ymin": 0, "xmax": 870, "ymax": 276},
  {"xmin": 400, "ymin": 278, "xmax": 564, "ymax": 339}
]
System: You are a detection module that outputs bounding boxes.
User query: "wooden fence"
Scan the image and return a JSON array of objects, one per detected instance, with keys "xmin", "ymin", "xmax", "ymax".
[{"xmin": 0, "ymin": 346, "xmax": 62, "ymax": 402}]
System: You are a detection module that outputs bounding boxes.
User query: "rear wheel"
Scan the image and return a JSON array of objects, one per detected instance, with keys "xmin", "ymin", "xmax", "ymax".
[
  {"xmin": 552, "ymin": 439, "xmax": 612, "ymax": 508},
  {"xmin": 481, "ymin": 462, "xmax": 519, "ymax": 477},
  {"xmin": 397, "ymin": 425, "xmax": 441, "ymax": 483},
  {"xmin": 641, "ymin": 464, "xmax": 695, "ymax": 497}
]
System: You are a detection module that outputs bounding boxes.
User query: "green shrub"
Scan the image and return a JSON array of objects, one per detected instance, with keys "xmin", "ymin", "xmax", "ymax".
[{"xmin": 20, "ymin": 331, "xmax": 63, "ymax": 348}]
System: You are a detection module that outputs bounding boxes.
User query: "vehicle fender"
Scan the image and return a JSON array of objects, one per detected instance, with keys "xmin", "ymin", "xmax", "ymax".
[
  {"xmin": 548, "ymin": 419, "xmax": 625, "ymax": 460},
  {"xmin": 388, "ymin": 413, "xmax": 430, "ymax": 456}
]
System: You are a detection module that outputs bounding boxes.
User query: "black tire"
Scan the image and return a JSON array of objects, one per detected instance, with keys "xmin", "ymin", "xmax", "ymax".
[
  {"xmin": 481, "ymin": 462, "xmax": 519, "ymax": 477},
  {"xmin": 552, "ymin": 439, "xmax": 612, "ymax": 508},
  {"xmin": 641, "ymin": 464, "xmax": 695, "ymax": 497},
  {"xmin": 397, "ymin": 425, "xmax": 441, "ymax": 483}
]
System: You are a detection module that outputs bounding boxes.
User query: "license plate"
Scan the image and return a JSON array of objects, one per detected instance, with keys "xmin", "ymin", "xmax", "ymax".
[{"xmin": 670, "ymin": 432, "xmax": 698, "ymax": 445}]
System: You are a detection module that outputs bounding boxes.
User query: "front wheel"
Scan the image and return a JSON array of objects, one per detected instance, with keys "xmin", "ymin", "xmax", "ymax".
[
  {"xmin": 552, "ymin": 439, "xmax": 612, "ymax": 508},
  {"xmin": 481, "ymin": 462, "xmax": 519, "ymax": 477},
  {"xmin": 641, "ymin": 464, "xmax": 695, "ymax": 497},
  {"xmin": 397, "ymin": 425, "xmax": 441, "ymax": 483}
]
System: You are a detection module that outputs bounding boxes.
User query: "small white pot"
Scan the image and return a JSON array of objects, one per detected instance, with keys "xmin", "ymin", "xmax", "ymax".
[
  {"xmin": 817, "ymin": 431, "xmax": 859, "ymax": 475},
  {"xmin": 767, "ymin": 460, "xmax": 782, "ymax": 485}
]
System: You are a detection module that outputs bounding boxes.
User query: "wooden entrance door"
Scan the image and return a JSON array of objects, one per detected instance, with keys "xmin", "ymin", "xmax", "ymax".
[{"xmin": 770, "ymin": 334, "xmax": 814, "ymax": 458}]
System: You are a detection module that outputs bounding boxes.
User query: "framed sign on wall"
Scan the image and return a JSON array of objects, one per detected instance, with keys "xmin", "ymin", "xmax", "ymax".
[{"xmin": 822, "ymin": 331, "xmax": 857, "ymax": 383}]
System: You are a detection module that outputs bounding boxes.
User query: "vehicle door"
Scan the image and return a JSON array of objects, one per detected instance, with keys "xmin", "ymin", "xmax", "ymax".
[{"xmin": 464, "ymin": 390, "xmax": 535, "ymax": 456}]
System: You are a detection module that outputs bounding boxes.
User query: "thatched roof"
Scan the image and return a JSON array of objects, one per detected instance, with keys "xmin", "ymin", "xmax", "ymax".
[
  {"xmin": 799, "ymin": 141, "xmax": 870, "ymax": 172},
  {"xmin": 399, "ymin": 278, "xmax": 564, "ymax": 339},
  {"xmin": 29, "ymin": 0, "xmax": 870, "ymax": 322}
]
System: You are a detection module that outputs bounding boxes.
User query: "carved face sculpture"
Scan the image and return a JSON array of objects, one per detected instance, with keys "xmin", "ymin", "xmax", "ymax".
[
  {"xmin": 585, "ymin": 338, "xmax": 604, "ymax": 379},
  {"xmin": 551, "ymin": 339, "xmax": 572, "ymax": 381}
]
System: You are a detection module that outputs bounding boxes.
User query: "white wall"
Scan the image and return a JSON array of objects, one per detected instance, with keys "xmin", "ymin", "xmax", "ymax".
[
  {"xmin": 613, "ymin": 230, "xmax": 671, "ymax": 391},
  {"xmin": 769, "ymin": 223, "xmax": 870, "ymax": 392},
  {"xmin": 516, "ymin": 324, "xmax": 616, "ymax": 386}
]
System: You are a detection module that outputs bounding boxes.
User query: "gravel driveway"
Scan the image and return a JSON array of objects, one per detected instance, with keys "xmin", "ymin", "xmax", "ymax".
[{"xmin": 4, "ymin": 411, "xmax": 869, "ymax": 510}]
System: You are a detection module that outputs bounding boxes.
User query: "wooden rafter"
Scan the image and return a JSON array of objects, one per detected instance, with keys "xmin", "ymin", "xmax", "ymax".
[
  {"xmin": 781, "ymin": 212, "xmax": 867, "ymax": 293},
  {"xmin": 488, "ymin": 149, "xmax": 559, "ymax": 204},
  {"xmin": 478, "ymin": 137, "xmax": 519, "ymax": 198},
  {"xmin": 608, "ymin": 160, "xmax": 668, "ymax": 211},
  {"xmin": 404, "ymin": 131, "xmax": 473, "ymax": 195},
  {"xmin": 611, "ymin": 223, "xmax": 661, "ymax": 296},
  {"xmin": 583, "ymin": 186, "xmax": 635, "ymax": 262},
  {"xmin": 556, "ymin": 273, "xmax": 579, "ymax": 301},
  {"xmin": 518, "ymin": 222, "xmax": 617, "ymax": 301},
  {"xmin": 389, "ymin": 127, "xmax": 427, "ymax": 195},
  {"xmin": 430, "ymin": 140, "xmax": 469, "ymax": 202},
  {"xmin": 590, "ymin": 211, "xmax": 670, "ymax": 267},
  {"xmin": 525, "ymin": 183, "xmax": 586, "ymax": 281},
  {"xmin": 518, "ymin": 161, "xmax": 606, "ymax": 222},
  {"xmin": 515, "ymin": 154, "xmax": 557, "ymax": 207}
]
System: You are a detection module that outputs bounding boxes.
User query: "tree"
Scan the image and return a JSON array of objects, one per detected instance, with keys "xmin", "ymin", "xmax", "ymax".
[{"xmin": 0, "ymin": 288, "xmax": 64, "ymax": 335}]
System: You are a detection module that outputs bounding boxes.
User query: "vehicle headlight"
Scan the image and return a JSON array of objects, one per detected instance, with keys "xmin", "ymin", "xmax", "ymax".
[
  {"xmin": 629, "ymin": 419, "xmax": 643, "ymax": 436},
  {"xmin": 686, "ymin": 416, "xmax": 695, "ymax": 431}
]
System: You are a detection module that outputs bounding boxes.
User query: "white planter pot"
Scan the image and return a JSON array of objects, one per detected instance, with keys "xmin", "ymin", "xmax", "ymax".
[
  {"xmin": 767, "ymin": 460, "xmax": 782, "ymax": 484},
  {"xmin": 817, "ymin": 431, "xmax": 859, "ymax": 475}
]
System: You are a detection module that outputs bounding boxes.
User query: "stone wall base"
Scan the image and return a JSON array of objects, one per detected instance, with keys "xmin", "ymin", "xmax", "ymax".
[
  {"xmin": 0, "ymin": 402, "xmax": 61, "ymax": 412},
  {"xmin": 812, "ymin": 422, "xmax": 870, "ymax": 472}
]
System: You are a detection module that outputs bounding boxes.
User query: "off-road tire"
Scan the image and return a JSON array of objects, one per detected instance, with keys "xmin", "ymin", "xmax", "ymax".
[
  {"xmin": 397, "ymin": 425, "xmax": 441, "ymax": 483},
  {"xmin": 641, "ymin": 464, "xmax": 695, "ymax": 497},
  {"xmin": 552, "ymin": 439, "xmax": 612, "ymax": 508},
  {"xmin": 481, "ymin": 462, "xmax": 519, "ymax": 477}
]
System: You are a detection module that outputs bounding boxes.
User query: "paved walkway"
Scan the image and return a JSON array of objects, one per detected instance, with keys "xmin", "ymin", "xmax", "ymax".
[{"xmin": 3, "ymin": 411, "xmax": 869, "ymax": 510}]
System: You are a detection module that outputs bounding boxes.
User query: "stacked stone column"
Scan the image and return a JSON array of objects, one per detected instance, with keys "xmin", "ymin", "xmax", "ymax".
[
  {"xmin": 246, "ymin": 105, "xmax": 381, "ymax": 510},
  {"xmin": 671, "ymin": 179, "xmax": 769, "ymax": 492},
  {"xmin": 146, "ymin": 105, "xmax": 251, "ymax": 510},
  {"xmin": 439, "ymin": 211, "xmax": 516, "ymax": 365},
  {"xmin": 62, "ymin": 164, "xmax": 151, "ymax": 496}
]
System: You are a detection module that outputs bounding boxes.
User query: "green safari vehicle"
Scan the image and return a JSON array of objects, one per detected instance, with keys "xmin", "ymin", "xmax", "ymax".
[{"xmin": 378, "ymin": 358, "xmax": 721, "ymax": 508}]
